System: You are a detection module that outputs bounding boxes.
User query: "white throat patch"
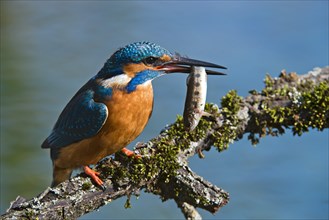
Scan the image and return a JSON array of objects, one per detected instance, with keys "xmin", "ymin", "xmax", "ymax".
[{"xmin": 100, "ymin": 74, "xmax": 131, "ymax": 88}]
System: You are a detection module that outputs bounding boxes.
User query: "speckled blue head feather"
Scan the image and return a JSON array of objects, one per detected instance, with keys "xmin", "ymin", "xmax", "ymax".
[
  {"xmin": 112, "ymin": 41, "xmax": 172, "ymax": 63},
  {"xmin": 99, "ymin": 41, "xmax": 172, "ymax": 76}
]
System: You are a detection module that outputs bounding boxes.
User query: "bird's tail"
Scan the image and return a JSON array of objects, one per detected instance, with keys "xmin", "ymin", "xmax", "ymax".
[{"xmin": 51, "ymin": 165, "xmax": 73, "ymax": 187}]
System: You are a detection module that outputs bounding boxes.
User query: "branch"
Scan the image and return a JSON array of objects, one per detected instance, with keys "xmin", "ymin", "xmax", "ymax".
[{"xmin": 1, "ymin": 67, "xmax": 328, "ymax": 220}]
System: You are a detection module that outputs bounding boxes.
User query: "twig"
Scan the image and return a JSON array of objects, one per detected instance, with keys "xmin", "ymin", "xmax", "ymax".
[{"xmin": 1, "ymin": 67, "xmax": 328, "ymax": 220}]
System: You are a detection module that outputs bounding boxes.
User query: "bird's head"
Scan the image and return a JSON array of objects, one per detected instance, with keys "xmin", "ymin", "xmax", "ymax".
[{"xmin": 97, "ymin": 41, "xmax": 226, "ymax": 92}]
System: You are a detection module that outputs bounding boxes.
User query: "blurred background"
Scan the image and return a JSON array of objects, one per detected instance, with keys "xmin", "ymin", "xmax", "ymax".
[{"xmin": 1, "ymin": 1, "xmax": 328, "ymax": 219}]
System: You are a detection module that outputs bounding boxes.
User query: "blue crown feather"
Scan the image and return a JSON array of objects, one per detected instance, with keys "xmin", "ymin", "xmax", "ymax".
[{"xmin": 99, "ymin": 42, "xmax": 172, "ymax": 75}]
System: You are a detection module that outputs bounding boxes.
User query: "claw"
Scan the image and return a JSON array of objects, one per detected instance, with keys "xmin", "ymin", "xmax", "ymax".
[
  {"xmin": 83, "ymin": 166, "xmax": 105, "ymax": 190},
  {"xmin": 121, "ymin": 147, "xmax": 141, "ymax": 159}
]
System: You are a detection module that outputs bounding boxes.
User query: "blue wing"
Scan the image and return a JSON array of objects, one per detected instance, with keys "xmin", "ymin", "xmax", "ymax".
[{"xmin": 42, "ymin": 89, "xmax": 108, "ymax": 149}]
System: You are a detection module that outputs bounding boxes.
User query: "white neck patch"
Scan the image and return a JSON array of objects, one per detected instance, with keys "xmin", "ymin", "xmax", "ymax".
[{"xmin": 100, "ymin": 74, "xmax": 131, "ymax": 88}]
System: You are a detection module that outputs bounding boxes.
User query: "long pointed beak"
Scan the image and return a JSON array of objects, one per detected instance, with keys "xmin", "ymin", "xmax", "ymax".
[{"xmin": 158, "ymin": 54, "xmax": 227, "ymax": 75}]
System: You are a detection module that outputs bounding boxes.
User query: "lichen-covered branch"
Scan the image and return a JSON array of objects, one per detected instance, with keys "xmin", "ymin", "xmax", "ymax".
[{"xmin": 1, "ymin": 67, "xmax": 328, "ymax": 220}]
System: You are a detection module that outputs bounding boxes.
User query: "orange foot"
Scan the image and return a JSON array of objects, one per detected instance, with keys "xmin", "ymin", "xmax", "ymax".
[
  {"xmin": 83, "ymin": 166, "xmax": 105, "ymax": 190},
  {"xmin": 121, "ymin": 147, "xmax": 141, "ymax": 159}
]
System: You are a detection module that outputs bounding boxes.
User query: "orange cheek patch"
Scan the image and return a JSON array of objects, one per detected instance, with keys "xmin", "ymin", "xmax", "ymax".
[
  {"xmin": 123, "ymin": 63, "xmax": 149, "ymax": 77},
  {"xmin": 161, "ymin": 54, "xmax": 172, "ymax": 62},
  {"xmin": 123, "ymin": 54, "xmax": 172, "ymax": 76}
]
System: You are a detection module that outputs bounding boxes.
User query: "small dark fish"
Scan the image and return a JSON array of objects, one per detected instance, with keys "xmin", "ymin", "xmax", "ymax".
[{"xmin": 183, "ymin": 66, "xmax": 210, "ymax": 131}]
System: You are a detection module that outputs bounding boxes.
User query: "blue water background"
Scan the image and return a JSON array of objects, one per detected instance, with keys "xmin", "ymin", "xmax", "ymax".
[{"xmin": 1, "ymin": 1, "xmax": 328, "ymax": 219}]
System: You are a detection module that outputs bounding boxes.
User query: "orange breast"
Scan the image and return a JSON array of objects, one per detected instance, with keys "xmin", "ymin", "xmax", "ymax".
[{"xmin": 54, "ymin": 82, "xmax": 154, "ymax": 168}]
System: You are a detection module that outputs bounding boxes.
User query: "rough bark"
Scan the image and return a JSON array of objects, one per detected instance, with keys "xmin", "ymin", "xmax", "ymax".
[{"xmin": 1, "ymin": 67, "xmax": 328, "ymax": 220}]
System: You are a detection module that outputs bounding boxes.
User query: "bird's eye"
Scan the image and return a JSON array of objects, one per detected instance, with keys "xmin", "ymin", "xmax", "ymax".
[{"xmin": 143, "ymin": 57, "xmax": 158, "ymax": 66}]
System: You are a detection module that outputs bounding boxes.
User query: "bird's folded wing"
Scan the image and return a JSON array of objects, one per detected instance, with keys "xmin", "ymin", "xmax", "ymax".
[{"xmin": 42, "ymin": 90, "xmax": 108, "ymax": 149}]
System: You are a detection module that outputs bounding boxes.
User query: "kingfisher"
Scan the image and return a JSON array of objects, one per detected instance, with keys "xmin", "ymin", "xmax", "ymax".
[{"xmin": 42, "ymin": 41, "xmax": 226, "ymax": 189}]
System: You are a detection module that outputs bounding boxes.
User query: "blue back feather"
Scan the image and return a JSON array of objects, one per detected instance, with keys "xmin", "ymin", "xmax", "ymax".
[{"xmin": 42, "ymin": 87, "xmax": 108, "ymax": 150}]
